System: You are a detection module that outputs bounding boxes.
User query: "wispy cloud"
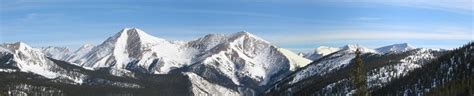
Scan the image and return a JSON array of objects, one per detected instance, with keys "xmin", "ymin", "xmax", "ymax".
[
  {"xmin": 271, "ymin": 29, "xmax": 472, "ymax": 45},
  {"xmin": 353, "ymin": 17, "xmax": 382, "ymax": 21},
  {"xmin": 18, "ymin": 13, "xmax": 63, "ymax": 22},
  {"xmin": 350, "ymin": 0, "xmax": 473, "ymax": 14},
  {"xmin": 254, "ymin": 0, "xmax": 473, "ymax": 15}
]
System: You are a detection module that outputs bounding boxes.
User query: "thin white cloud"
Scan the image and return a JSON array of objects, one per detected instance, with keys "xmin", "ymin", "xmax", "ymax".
[
  {"xmin": 251, "ymin": 0, "xmax": 473, "ymax": 15},
  {"xmin": 353, "ymin": 17, "xmax": 382, "ymax": 21},
  {"xmin": 271, "ymin": 30, "xmax": 472, "ymax": 45},
  {"xmin": 19, "ymin": 13, "xmax": 63, "ymax": 22},
  {"xmin": 339, "ymin": 0, "xmax": 473, "ymax": 14}
]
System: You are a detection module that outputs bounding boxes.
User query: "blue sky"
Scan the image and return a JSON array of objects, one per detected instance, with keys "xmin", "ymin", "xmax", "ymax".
[{"xmin": 1, "ymin": 0, "xmax": 473, "ymax": 52}]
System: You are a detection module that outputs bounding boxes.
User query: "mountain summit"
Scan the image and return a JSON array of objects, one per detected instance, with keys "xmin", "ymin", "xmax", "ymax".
[
  {"xmin": 1, "ymin": 42, "xmax": 66, "ymax": 78},
  {"xmin": 70, "ymin": 28, "xmax": 190, "ymax": 74},
  {"xmin": 341, "ymin": 44, "xmax": 377, "ymax": 53},
  {"xmin": 304, "ymin": 46, "xmax": 340, "ymax": 60},
  {"xmin": 376, "ymin": 43, "xmax": 415, "ymax": 54}
]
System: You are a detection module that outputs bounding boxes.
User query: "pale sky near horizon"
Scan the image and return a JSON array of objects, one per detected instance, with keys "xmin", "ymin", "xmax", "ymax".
[{"xmin": 1, "ymin": 0, "xmax": 473, "ymax": 53}]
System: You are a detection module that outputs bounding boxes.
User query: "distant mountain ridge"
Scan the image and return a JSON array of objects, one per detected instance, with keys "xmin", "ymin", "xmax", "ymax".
[
  {"xmin": 376, "ymin": 43, "xmax": 415, "ymax": 54},
  {"xmin": 303, "ymin": 43, "xmax": 420, "ymax": 61}
]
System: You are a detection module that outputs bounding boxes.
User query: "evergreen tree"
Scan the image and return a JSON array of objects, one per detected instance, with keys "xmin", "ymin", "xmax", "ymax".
[{"xmin": 352, "ymin": 49, "xmax": 368, "ymax": 96}]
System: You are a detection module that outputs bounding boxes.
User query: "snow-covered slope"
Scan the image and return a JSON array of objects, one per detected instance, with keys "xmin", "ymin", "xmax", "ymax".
[
  {"xmin": 264, "ymin": 44, "xmax": 383, "ymax": 95},
  {"xmin": 0, "ymin": 46, "xmax": 12, "ymax": 55},
  {"xmin": 1, "ymin": 42, "xmax": 60, "ymax": 78},
  {"xmin": 374, "ymin": 42, "xmax": 472, "ymax": 95},
  {"xmin": 368, "ymin": 48, "xmax": 438, "ymax": 88},
  {"xmin": 265, "ymin": 44, "xmax": 445, "ymax": 95},
  {"xmin": 376, "ymin": 43, "xmax": 415, "ymax": 54},
  {"xmin": 341, "ymin": 44, "xmax": 377, "ymax": 53},
  {"xmin": 291, "ymin": 44, "xmax": 376, "ymax": 84},
  {"xmin": 64, "ymin": 44, "xmax": 95, "ymax": 63},
  {"xmin": 76, "ymin": 44, "xmax": 95, "ymax": 54},
  {"xmin": 70, "ymin": 28, "xmax": 198, "ymax": 74},
  {"xmin": 40, "ymin": 46, "xmax": 72, "ymax": 61},
  {"xmin": 277, "ymin": 48, "xmax": 312, "ymax": 70},
  {"xmin": 0, "ymin": 42, "xmax": 85, "ymax": 83},
  {"xmin": 61, "ymin": 28, "xmax": 308, "ymax": 95},
  {"xmin": 187, "ymin": 31, "xmax": 309, "ymax": 88},
  {"xmin": 304, "ymin": 46, "xmax": 340, "ymax": 60},
  {"xmin": 185, "ymin": 72, "xmax": 240, "ymax": 96}
]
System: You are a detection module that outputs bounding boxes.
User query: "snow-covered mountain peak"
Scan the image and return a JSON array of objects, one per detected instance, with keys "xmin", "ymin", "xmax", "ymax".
[
  {"xmin": 12, "ymin": 42, "xmax": 33, "ymax": 50},
  {"xmin": 79, "ymin": 44, "xmax": 94, "ymax": 49},
  {"xmin": 303, "ymin": 46, "xmax": 340, "ymax": 60},
  {"xmin": 72, "ymin": 28, "xmax": 195, "ymax": 74},
  {"xmin": 0, "ymin": 42, "xmax": 61, "ymax": 78},
  {"xmin": 341, "ymin": 44, "xmax": 376, "ymax": 53},
  {"xmin": 41, "ymin": 46, "xmax": 70, "ymax": 53},
  {"xmin": 187, "ymin": 31, "xmax": 270, "ymax": 51},
  {"xmin": 230, "ymin": 31, "xmax": 269, "ymax": 43},
  {"xmin": 113, "ymin": 28, "xmax": 167, "ymax": 44},
  {"xmin": 341, "ymin": 44, "xmax": 362, "ymax": 50},
  {"xmin": 102, "ymin": 28, "xmax": 173, "ymax": 54},
  {"xmin": 74, "ymin": 44, "xmax": 95, "ymax": 54},
  {"xmin": 40, "ymin": 46, "xmax": 72, "ymax": 60},
  {"xmin": 187, "ymin": 34, "xmax": 228, "ymax": 51},
  {"xmin": 0, "ymin": 42, "xmax": 35, "ymax": 53},
  {"xmin": 376, "ymin": 43, "xmax": 415, "ymax": 54},
  {"xmin": 63, "ymin": 44, "xmax": 96, "ymax": 63},
  {"xmin": 233, "ymin": 31, "xmax": 252, "ymax": 37},
  {"xmin": 315, "ymin": 46, "xmax": 340, "ymax": 56},
  {"xmin": 78, "ymin": 43, "xmax": 94, "ymax": 51},
  {"xmin": 186, "ymin": 31, "xmax": 312, "ymax": 87},
  {"xmin": 399, "ymin": 43, "xmax": 412, "ymax": 47},
  {"xmin": 1, "ymin": 42, "xmax": 38, "ymax": 54},
  {"xmin": 277, "ymin": 48, "xmax": 312, "ymax": 70}
]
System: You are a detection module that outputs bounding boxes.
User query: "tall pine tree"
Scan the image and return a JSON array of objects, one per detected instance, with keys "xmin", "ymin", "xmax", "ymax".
[{"xmin": 352, "ymin": 49, "xmax": 368, "ymax": 96}]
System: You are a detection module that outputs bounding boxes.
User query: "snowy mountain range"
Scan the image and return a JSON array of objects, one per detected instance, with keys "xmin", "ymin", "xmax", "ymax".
[
  {"xmin": 1, "ymin": 28, "xmax": 311, "ymax": 95},
  {"xmin": 375, "ymin": 43, "xmax": 415, "ymax": 54},
  {"xmin": 264, "ymin": 43, "xmax": 450, "ymax": 95},
  {"xmin": 304, "ymin": 46, "xmax": 340, "ymax": 60},
  {"xmin": 1, "ymin": 28, "xmax": 469, "ymax": 96},
  {"xmin": 302, "ymin": 43, "xmax": 416, "ymax": 61},
  {"xmin": 0, "ymin": 42, "xmax": 86, "ymax": 84}
]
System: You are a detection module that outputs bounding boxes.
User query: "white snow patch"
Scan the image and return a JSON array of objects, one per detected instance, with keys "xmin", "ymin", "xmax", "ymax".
[
  {"xmin": 304, "ymin": 46, "xmax": 340, "ymax": 60},
  {"xmin": 277, "ymin": 48, "xmax": 311, "ymax": 70},
  {"xmin": 185, "ymin": 72, "xmax": 240, "ymax": 96},
  {"xmin": 0, "ymin": 69, "xmax": 17, "ymax": 72}
]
